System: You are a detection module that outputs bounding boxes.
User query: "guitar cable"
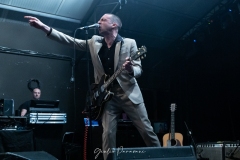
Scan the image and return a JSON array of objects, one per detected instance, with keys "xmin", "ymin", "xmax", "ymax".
[{"xmin": 83, "ymin": 117, "xmax": 89, "ymax": 160}]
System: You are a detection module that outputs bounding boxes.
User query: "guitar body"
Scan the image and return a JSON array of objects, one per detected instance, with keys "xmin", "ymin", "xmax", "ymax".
[
  {"xmin": 88, "ymin": 75, "xmax": 114, "ymax": 120},
  {"xmin": 162, "ymin": 132, "xmax": 183, "ymax": 147}
]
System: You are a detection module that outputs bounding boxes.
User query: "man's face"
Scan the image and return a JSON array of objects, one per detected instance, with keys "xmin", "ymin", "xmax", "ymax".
[
  {"xmin": 32, "ymin": 88, "xmax": 41, "ymax": 100},
  {"xmin": 98, "ymin": 14, "xmax": 115, "ymax": 35}
]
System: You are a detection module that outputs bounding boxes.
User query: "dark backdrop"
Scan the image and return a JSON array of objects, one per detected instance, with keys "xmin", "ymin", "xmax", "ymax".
[{"xmin": 144, "ymin": 13, "xmax": 240, "ymax": 145}]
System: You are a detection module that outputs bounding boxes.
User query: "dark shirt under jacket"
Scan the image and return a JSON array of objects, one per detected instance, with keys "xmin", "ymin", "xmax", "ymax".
[{"xmin": 98, "ymin": 34, "xmax": 123, "ymax": 77}]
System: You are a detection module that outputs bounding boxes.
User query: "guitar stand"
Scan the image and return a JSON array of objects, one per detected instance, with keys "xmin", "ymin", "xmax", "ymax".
[{"xmin": 184, "ymin": 121, "xmax": 198, "ymax": 159}]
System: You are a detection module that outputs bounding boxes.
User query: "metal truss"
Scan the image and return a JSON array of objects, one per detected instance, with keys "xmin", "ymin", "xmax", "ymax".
[{"xmin": 181, "ymin": 0, "xmax": 233, "ymax": 40}]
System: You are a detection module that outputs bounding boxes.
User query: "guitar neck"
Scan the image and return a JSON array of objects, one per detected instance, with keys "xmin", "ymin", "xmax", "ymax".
[
  {"xmin": 102, "ymin": 67, "xmax": 123, "ymax": 90},
  {"xmin": 170, "ymin": 111, "xmax": 175, "ymax": 139}
]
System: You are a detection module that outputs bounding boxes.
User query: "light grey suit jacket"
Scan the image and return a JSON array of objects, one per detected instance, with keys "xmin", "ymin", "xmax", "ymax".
[{"xmin": 48, "ymin": 29, "xmax": 144, "ymax": 104}]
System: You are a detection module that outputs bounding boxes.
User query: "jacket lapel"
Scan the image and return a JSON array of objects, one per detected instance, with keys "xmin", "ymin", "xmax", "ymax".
[
  {"xmin": 114, "ymin": 40, "xmax": 123, "ymax": 71},
  {"xmin": 94, "ymin": 41, "xmax": 105, "ymax": 74}
]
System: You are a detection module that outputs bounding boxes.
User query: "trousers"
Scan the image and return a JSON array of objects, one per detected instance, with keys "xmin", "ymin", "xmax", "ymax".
[{"xmin": 101, "ymin": 85, "xmax": 161, "ymax": 160}]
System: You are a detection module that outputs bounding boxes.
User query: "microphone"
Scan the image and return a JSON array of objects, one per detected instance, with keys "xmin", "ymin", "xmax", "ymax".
[{"xmin": 79, "ymin": 23, "xmax": 99, "ymax": 30}]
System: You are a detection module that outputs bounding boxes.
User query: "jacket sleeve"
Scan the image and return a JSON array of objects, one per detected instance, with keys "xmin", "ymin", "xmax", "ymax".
[
  {"xmin": 130, "ymin": 39, "xmax": 143, "ymax": 78},
  {"xmin": 48, "ymin": 28, "xmax": 87, "ymax": 51}
]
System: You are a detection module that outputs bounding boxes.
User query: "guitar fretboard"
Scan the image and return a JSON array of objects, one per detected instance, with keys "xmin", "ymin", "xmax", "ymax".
[
  {"xmin": 102, "ymin": 67, "xmax": 124, "ymax": 90},
  {"xmin": 170, "ymin": 111, "xmax": 175, "ymax": 139}
]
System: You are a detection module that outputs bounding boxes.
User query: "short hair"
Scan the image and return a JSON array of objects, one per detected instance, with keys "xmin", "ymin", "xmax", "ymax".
[{"xmin": 107, "ymin": 13, "xmax": 122, "ymax": 30}]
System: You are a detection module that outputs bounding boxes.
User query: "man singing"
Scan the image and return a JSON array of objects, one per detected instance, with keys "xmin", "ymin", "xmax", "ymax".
[{"xmin": 24, "ymin": 13, "xmax": 161, "ymax": 160}]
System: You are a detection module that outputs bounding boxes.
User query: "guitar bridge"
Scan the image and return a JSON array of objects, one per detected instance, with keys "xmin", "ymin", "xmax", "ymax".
[{"xmin": 104, "ymin": 91, "xmax": 114, "ymax": 100}]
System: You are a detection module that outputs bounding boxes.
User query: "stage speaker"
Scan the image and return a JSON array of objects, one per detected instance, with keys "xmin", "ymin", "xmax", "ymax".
[
  {"xmin": 107, "ymin": 146, "xmax": 196, "ymax": 160},
  {"xmin": 0, "ymin": 99, "xmax": 14, "ymax": 116},
  {"xmin": 197, "ymin": 141, "xmax": 240, "ymax": 160},
  {"xmin": 0, "ymin": 151, "xmax": 57, "ymax": 160},
  {"xmin": 116, "ymin": 119, "xmax": 146, "ymax": 147}
]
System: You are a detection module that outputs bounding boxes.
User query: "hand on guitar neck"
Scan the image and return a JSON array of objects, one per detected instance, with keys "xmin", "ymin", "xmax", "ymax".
[{"xmin": 162, "ymin": 103, "xmax": 183, "ymax": 147}]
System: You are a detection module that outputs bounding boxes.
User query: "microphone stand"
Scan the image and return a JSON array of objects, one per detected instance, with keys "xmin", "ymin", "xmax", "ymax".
[
  {"xmin": 84, "ymin": 28, "xmax": 93, "ymax": 160},
  {"xmin": 184, "ymin": 121, "xmax": 197, "ymax": 158}
]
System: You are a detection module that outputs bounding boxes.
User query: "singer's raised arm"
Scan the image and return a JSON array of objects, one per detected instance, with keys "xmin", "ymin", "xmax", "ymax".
[
  {"xmin": 24, "ymin": 15, "xmax": 92, "ymax": 51},
  {"xmin": 24, "ymin": 16, "xmax": 51, "ymax": 35}
]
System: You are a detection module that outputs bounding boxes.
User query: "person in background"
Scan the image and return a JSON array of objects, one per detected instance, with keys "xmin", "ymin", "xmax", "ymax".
[
  {"xmin": 18, "ymin": 79, "xmax": 41, "ymax": 116},
  {"xmin": 18, "ymin": 88, "xmax": 41, "ymax": 116}
]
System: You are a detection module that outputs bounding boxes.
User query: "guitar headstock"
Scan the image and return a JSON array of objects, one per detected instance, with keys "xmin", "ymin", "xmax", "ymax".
[
  {"xmin": 170, "ymin": 103, "xmax": 177, "ymax": 112},
  {"xmin": 131, "ymin": 45, "xmax": 147, "ymax": 60}
]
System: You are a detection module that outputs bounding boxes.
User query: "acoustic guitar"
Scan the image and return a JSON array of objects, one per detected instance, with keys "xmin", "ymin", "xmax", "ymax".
[{"xmin": 163, "ymin": 103, "xmax": 183, "ymax": 147}]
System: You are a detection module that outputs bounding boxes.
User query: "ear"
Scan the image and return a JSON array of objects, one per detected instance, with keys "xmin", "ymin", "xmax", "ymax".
[{"xmin": 112, "ymin": 23, "xmax": 117, "ymax": 29}]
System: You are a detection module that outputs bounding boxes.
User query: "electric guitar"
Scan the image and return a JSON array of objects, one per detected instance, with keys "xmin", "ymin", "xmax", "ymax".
[
  {"xmin": 83, "ymin": 46, "xmax": 147, "ymax": 121},
  {"xmin": 163, "ymin": 103, "xmax": 183, "ymax": 147}
]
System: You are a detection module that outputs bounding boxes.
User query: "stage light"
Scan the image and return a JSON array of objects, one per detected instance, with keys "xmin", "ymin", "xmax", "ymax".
[{"xmin": 208, "ymin": 19, "xmax": 213, "ymax": 25}]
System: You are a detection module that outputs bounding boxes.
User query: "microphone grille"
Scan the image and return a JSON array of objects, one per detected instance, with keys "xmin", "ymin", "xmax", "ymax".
[{"xmin": 95, "ymin": 23, "xmax": 100, "ymax": 28}]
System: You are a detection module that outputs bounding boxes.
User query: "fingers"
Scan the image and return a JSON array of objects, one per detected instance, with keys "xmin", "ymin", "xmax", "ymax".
[
  {"xmin": 123, "ymin": 60, "xmax": 133, "ymax": 72},
  {"xmin": 24, "ymin": 16, "xmax": 40, "ymax": 27},
  {"xmin": 24, "ymin": 16, "xmax": 39, "ymax": 23},
  {"xmin": 24, "ymin": 16, "xmax": 36, "ymax": 20},
  {"xmin": 24, "ymin": 16, "xmax": 31, "ymax": 19},
  {"xmin": 24, "ymin": 16, "xmax": 48, "ymax": 31},
  {"xmin": 125, "ymin": 57, "xmax": 130, "ymax": 61},
  {"xmin": 123, "ymin": 64, "xmax": 133, "ymax": 73},
  {"xmin": 124, "ymin": 57, "xmax": 132, "ymax": 66},
  {"xmin": 123, "ymin": 61, "xmax": 131, "ymax": 66}
]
